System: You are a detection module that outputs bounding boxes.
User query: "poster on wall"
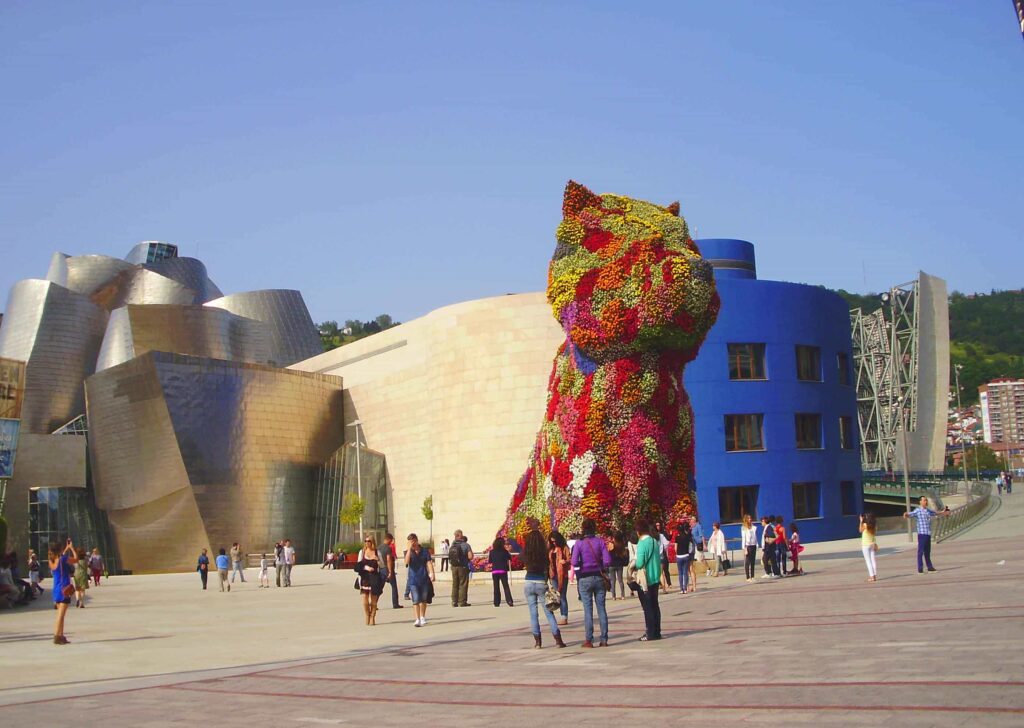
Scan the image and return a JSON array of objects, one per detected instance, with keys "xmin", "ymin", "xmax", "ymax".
[
  {"xmin": 0, "ymin": 358, "xmax": 25, "ymax": 419},
  {"xmin": 0, "ymin": 418, "xmax": 20, "ymax": 478}
]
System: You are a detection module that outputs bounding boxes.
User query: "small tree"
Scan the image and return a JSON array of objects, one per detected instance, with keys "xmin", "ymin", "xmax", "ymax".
[
  {"xmin": 421, "ymin": 495, "xmax": 434, "ymax": 546},
  {"xmin": 339, "ymin": 494, "xmax": 366, "ymax": 539}
]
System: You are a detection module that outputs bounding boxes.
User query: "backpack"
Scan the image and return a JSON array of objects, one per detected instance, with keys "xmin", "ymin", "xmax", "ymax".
[{"xmin": 449, "ymin": 541, "xmax": 467, "ymax": 568}]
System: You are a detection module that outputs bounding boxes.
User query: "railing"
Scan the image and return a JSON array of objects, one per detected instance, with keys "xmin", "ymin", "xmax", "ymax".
[
  {"xmin": 934, "ymin": 481, "xmax": 993, "ymax": 542},
  {"xmin": 863, "ymin": 478, "xmax": 961, "ymax": 497}
]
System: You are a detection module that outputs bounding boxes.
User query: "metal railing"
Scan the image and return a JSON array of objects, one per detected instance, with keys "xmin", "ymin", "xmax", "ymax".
[{"xmin": 934, "ymin": 481, "xmax": 993, "ymax": 542}]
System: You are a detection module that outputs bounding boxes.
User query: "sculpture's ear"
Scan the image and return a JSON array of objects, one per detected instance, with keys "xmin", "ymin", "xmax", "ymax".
[
  {"xmin": 563, "ymin": 180, "xmax": 601, "ymax": 217},
  {"xmin": 666, "ymin": 201, "xmax": 680, "ymax": 217}
]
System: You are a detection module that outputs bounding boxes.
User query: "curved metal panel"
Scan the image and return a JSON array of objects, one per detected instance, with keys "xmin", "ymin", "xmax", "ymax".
[
  {"xmin": 0, "ymin": 279, "xmax": 107, "ymax": 433},
  {"xmin": 144, "ymin": 257, "xmax": 218, "ymax": 303},
  {"xmin": 92, "ymin": 267, "xmax": 199, "ymax": 310},
  {"xmin": 205, "ymin": 290, "xmax": 322, "ymax": 366},
  {"xmin": 94, "ymin": 307, "xmax": 137, "ymax": 372},
  {"xmin": 45, "ymin": 253, "xmax": 70, "ymax": 287},
  {"xmin": 62, "ymin": 255, "xmax": 136, "ymax": 297}
]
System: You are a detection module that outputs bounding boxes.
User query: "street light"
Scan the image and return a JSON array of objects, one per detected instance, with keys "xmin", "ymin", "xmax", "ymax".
[
  {"xmin": 953, "ymin": 364, "xmax": 971, "ymax": 502},
  {"xmin": 347, "ymin": 419, "xmax": 364, "ymax": 542},
  {"xmin": 898, "ymin": 395, "xmax": 913, "ymax": 542}
]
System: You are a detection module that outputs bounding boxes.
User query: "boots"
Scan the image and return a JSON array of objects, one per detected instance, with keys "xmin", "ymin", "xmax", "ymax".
[
  {"xmin": 554, "ymin": 632, "xmax": 566, "ymax": 648},
  {"xmin": 533, "ymin": 634, "xmax": 542, "ymax": 649}
]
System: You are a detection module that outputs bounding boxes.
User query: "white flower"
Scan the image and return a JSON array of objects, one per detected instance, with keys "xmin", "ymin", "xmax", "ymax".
[{"xmin": 569, "ymin": 451, "xmax": 596, "ymax": 499}]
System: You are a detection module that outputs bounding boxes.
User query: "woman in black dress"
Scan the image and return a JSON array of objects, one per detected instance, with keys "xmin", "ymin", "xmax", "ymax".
[{"xmin": 356, "ymin": 536, "xmax": 384, "ymax": 625}]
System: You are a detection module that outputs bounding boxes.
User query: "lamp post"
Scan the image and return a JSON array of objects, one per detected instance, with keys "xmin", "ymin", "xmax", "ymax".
[
  {"xmin": 347, "ymin": 419, "xmax": 364, "ymax": 543},
  {"xmin": 899, "ymin": 395, "xmax": 913, "ymax": 542},
  {"xmin": 953, "ymin": 364, "xmax": 971, "ymax": 502}
]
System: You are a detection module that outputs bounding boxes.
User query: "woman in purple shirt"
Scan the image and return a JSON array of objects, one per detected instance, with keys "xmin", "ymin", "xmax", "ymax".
[{"xmin": 571, "ymin": 518, "xmax": 612, "ymax": 648}]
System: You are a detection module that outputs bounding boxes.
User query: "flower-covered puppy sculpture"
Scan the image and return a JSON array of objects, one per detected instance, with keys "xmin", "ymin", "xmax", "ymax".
[{"xmin": 502, "ymin": 181, "xmax": 720, "ymax": 539}]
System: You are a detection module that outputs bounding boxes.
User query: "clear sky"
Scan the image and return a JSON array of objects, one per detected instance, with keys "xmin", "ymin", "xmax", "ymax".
[{"xmin": 1, "ymin": 2, "xmax": 1021, "ymax": 325}]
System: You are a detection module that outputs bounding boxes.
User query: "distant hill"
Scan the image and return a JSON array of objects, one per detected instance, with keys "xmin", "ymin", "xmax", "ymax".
[{"xmin": 833, "ymin": 288, "xmax": 1024, "ymax": 405}]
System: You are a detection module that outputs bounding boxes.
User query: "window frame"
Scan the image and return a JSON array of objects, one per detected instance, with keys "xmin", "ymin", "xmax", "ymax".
[
  {"xmin": 839, "ymin": 415, "xmax": 855, "ymax": 450},
  {"xmin": 727, "ymin": 343, "xmax": 767, "ymax": 381},
  {"xmin": 718, "ymin": 485, "xmax": 760, "ymax": 524},
  {"xmin": 796, "ymin": 345, "xmax": 822, "ymax": 382},
  {"xmin": 840, "ymin": 480, "xmax": 859, "ymax": 516},
  {"xmin": 795, "ymin": 413, "xmax": 823, "ymax": 450},
  {"xmin": 724, "ymin": 414, "xmax": 766, "ymax": 452},
  {"xmin": 837, "ymin": 351, "xmax": 851, "ymax": 386},
  {"xmin": 792, "ymin": 481, "xmax": 821, "ymax": 519}
]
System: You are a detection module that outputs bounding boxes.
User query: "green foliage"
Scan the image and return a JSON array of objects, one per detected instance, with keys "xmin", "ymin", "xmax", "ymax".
[
  {"xmin": 339, "ymin": 494, "xmax": 366, "ymax": 527},
  {"xmin": 317, "ymin": 315, "xmax": 401, "ymax": 352},
  {"xmin": 420, "ymin": 495, "xmax": 433, "ymax": 522},
  {"xmin": 834, "ymin": 288, "xmax": 1024, "ymax": 405},
  {"xmin": 950, "ymin": 443, "xmax": 1007, "ymax": 473},
  {"xmin": 334, "ymin": 541, "xmax": 363, "ymax": 556}
]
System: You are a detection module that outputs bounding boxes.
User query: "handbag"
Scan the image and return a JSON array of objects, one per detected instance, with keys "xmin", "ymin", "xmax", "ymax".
[
  {"xmin": 61, "ymin": 584, "xmax": 75, "ymax": 599},
  {"xmin": 353, "ymin": 576, "xmax": 361, "ymax": 590},
  {"xmin": 544, "ymin": 584, "xmax": 561, "ymax": 612},
  {"xmin": 583, "ymin": 538, "xmax": 612, "ymax": 591},
  {"xmin": 722, "ymin": 557, "xmax": 732, "ymax": 571}
]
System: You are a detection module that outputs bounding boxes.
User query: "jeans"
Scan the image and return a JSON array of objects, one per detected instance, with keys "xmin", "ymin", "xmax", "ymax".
[
  {"xmin": 578, "ymin": 574, "xmax": 608, "ymax": 644},
  {"xmin": 275, "ymin": 563, "xmax": 283, "ymax": 587},
  {"xmin": 440, "ymin": 557, "xmax": 449, "ymax": 572},
  {"xmin": 862, "ymin": 544, "xmax": 877, "ymax": 577},
  {"xmin": 551, "ymin": 578, "xmax": 569, "ymax": 618},
  {"xmin": 675, "ymin": 556, "xmax": 691, "ymax": 592},
  {"xmin": 610, "ymin": 566, "xmax": 626, "ymax": 598},
  {"xmin": 744, "ymin": 546, "xmax": 756, "ymax": 579},
  {"xmin": 199, "ymin": 569, "xmax": 208, "ymax": 589},
  {"xmin": 763, "ymin": 544, "xmax": 780, "ymax": 576},
  {"xmin": 231, "ymin": 561, "xmax": 246, "ymax": 583},
  {"xmin": 777, "ymin": 543, "xmax": 788, "ymax": 574},
  {"xmin": 524, "ymin": 579, "xmax": 561, "ymax": 637},
  {"xmin": 661, "ymin": 553, "xmax": 672, "ymax": 586},
  {"xmin": 492, "ymin": 573, "xmax": 513, "ymax": 606},
  {"xmin": 451, "ymin": 565, "xmax": 470, "ymax": 606},
  {"xmin": 283, "ymin": 563, "xmax": 293, "ymax": 586},
  {"xmin": 636, "ymin": 583, "xmax": 661, "ymax": 639},
  {"xmin": 388, "ymin": 573, "xmax": 400, "ymax": 607},
  {"xmin": 916, "ymin": 534, "xmax": 934, "ymax": 572}
]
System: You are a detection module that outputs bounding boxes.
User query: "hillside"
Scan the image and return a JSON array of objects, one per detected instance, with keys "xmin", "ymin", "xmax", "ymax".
[{"xmin": 833, "ymin": 288, "xmax": 1024, "ymax": 404}]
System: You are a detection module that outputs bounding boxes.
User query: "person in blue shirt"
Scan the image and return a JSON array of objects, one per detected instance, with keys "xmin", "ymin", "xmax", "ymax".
[
  {"xmin": 215, "ymin": 548, "xmax": 231, "ymax": 592},
  {"xmin": 903, "ymin": 497, "xmax": 950, "ymax": 573},
  {"xmin": 196, "ymin": 549, "xmax": 210, "ymax": 590},
  {"xmin": 48, "ymin": 538, "xmax": 78, "ymax": 645}
]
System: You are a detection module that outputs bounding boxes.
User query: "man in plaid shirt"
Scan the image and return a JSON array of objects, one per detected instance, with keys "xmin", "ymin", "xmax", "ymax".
[{"xmin": 903, "ymin": 496, "xmax": 950, "ymax": 573}]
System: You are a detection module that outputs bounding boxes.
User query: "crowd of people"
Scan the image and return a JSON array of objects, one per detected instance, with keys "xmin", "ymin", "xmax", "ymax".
[{"xmin": 196, "ymin": 539, "xmax": 297, "ymax": 592}]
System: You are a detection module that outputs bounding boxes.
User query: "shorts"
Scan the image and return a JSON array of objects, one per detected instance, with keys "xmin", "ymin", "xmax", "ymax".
[{"xmin": 409, "ymin": 583, "xmax": 427, "ymax": 604}]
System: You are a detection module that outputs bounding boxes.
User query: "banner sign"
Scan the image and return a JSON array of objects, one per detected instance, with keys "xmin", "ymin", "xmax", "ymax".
[
  {"xmin": 0, "ymin": 418, "xmax": 20, "ymax": 478},
  {"xmin": 0, "ymin": 358, "xmax": 25, "ymax": 419}
]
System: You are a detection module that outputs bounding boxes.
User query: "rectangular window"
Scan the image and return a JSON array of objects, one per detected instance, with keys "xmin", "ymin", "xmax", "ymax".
[
  {"xmin": 728, "ymin": 343, "xmax": 766, "ymax": 380},
  {"xmin": 795, "ymin": 413, "xmax": 822, "ymax": 449},
  {"xmin": 796, "ymin": 345, "xmax": 822, "ymax": 382},
  {"xmin": 840, "ymin": 481, "xmax": 859, "ymax": 516},
  {"xmin": 837, "ymin": 352, "xmax": 851, "ymax": 386},
  {"xmin": 718, "ymin": 485, "xmax": 759, "ymax": 524},
  {"xmin": 725, "ymin": 414, "xmax": 765, "ymax": 452},
  {"xmin": 839, "ymin": 416, "xmax": 854, "ymax": 449},
  {"xmin": 792, "ymin": 482, "xmax": 821, "ymax": 519}
]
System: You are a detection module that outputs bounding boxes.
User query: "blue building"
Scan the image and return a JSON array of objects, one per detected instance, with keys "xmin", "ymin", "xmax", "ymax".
[{"xmin": 687, "ymin": 239, "xmax": 862, "ymax": 543}]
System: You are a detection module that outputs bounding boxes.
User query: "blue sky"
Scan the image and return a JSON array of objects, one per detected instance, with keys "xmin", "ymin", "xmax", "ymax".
[{"xmin": 1, "ymin": 2, "xmax": 1021, "ymax": 325}]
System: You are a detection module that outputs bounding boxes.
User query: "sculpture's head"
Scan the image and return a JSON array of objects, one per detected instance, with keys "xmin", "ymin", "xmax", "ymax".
[{"xmin": 547, "ymin": 181, "xmax": 719, "ymax": 363}]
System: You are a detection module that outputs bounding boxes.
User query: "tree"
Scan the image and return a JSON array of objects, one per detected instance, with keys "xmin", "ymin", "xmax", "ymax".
[
  {"xmin": 960, "ymin": 443, "xmax": 1007, "ymax": 474},
  {"xmin": 317, "ymin": 320, "xmax": 339, "ymax": 337},
  {"xmin": 374, "ymin": 314, "xmax": 394, "ymax": 330},
  {"xmin": 421, "ymin": 495, "xmax": 433, "ymax": 545},
  {"xmin": 339, "ymin": 494, "xmax": 366, "ymax": 537}
]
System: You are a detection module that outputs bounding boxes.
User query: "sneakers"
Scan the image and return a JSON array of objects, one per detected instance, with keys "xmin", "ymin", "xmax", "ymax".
[
  {"xmin": 927, "ymin": 568, "xmax": 937, "ymax": 572},
  {"xmin": 760, "ymin": 574, "xmax": 772, "ymax": 579},
  {"xmin": 414, "ymin": 617, "xmax": 424, "ymax": 627}
]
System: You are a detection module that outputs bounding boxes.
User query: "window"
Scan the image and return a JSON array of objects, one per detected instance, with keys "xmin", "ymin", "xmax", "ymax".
[
  {"xmin": 728, "ymin": 343, "xmax": 766, "ymax": 380},
  {"xmin": 840, "ymin": 481, "xmax": 859, "ymax": 516},
  {"xmin": 725, "ymin": 414, "xmax": 765, "ymax": 452},
  {"xmin": 796, "ymin": 345, "xmax": 821, "ymax": 381},
  {"xmin": 795, "ymin": 413, "xmax": 822, "ymax": 449},
  {"xmin": 839, "ymin": 416, "xmax": 854, "ymax": 449},
  {"xmin": 718, "ymin": 485, "xmax": 759, "ymax": 524},
  {"xmin": 792, "ymin": 482, "xmax": 821, "ymax": 519},
  {"xmin": 837, "ymin": 352, "xmax": 851, "ymax": 386}
]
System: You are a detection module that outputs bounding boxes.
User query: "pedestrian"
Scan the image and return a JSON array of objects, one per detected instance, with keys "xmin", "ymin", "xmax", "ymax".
[
  {"xmin": 654, "ymin": 521, "xmax": 672, "ymax": 589},
  {"xmin": 903, "ymin": 496, "xmax": 951, "ymax": 573},
  {"xmin": 405, "ymin": 532, "xmax": 435, "ymax": 626},
  {"xmin": 196, "ymin": 548, "xmax": 210, "ymax": 590},
  {"xmin": 382, "ymin": 532, "xmax": 404, "ymax": 609},
  {"xmin": 708, "ymin": 522, "xmax": 727, "ymax": 576},
  {"xmin": 88, "ymin": 548, "xmax": 104, "ymax": 586},
  {"xmin": 740, "ymin": 514, "xmax": 758, "ymax": 582},
  {"xmin": 689, "ymin": 515, "xmax": 707, "ymax": 579},
  {"xmin": 321, "ymin": 550, "xmax": 335, "ymax": 569},
  {"xmin": 448, "ymin": 530, "xmax": 473, "ymax": 607},
  {"xmin": 489, "ymin": 536, "xmax": 515, "ymax": 607},
  {"xmin": 356, "ymin": 535, "xmax": 384, "ymax": 625},
  {"xmin": 609, "ymin": 531, "xmax": 629, "ymax": 600},
  {"xmin": 571, "ymin": 518, "xmax": 611, "ymax": 648},
  {"xmin": 996, "ymin": 472, "xmax": 1005, "ymax": 495},
  {"xmin": 258, "ymin": 553, "xmax": 270, "ymax": 588},
  {"xmin": 27, "ymin": 550, "xmax": 43, "ymax": 596},
  {"xmin": 1006, "ymin": 471, "xmax": 1013, "ymax": 495},
  {"xmin": 522, "ymin": 517, "xmax": 565, "ymax": 649},
  {"xmin": 788, "ymin": 522, "xmax": 804, "ymax": 575},
  {"xmin": 547, "ymin": 530, "xmax": 571, "ymax": 625},
  {"xmin": 760, "ymin": 516, "xmax": 779, "ymax": 578},
  {"xmin": 48, "ymin": 539, "xmax": 77, "ymax": 645},
  {"xmin": 282, "ymin": 539, "xmax": 295, "ymax": 586},
  {"xmin": 274, "ymin": 541, "xmax": 284, "ymax": 587},
  {"xmin": 72, "ymin": 548, "xmax": 89, "ymax": 607},
  {"xmin": 774, "ymin": 516, "xmax": 789, "ymax": 576},
  {"xmin": 230, "ymin": 542, "xmax": 246, "ymax": 584},
  {"xmin": 216, "ymin": 548, "xmax": 231, "ymax": 591},
  {"xmin": 632, "ymin": 519, "xmax": 662, "ymax": 642},
  {"xmin": 859, "ymin": 513, "xmax": 878, "ymax": 582},
  {"xmin": 438, "ymin": 538, "xmax": 450, "ymax": 572},
  {"xmin": 673, "ymin": 522, "xmax": 694, "ymax": 593}
]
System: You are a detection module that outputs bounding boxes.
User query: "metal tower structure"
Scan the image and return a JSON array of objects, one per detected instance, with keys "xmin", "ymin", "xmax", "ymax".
[{"xmin": 850, "ymin": 279, "xmax": 920, "ymax": 472}]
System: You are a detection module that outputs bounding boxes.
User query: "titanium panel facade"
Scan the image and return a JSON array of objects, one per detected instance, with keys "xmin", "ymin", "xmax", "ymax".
[
  {"xmin": 86, "ymin": 352, "xmax": 345, "ymax": 572},
  {"xmin": 205, "ymin": 290, "xmax": 323, "ymax": 366},
  {"xmin": 48, "ymin": 255, "xmax": 136, "ymax": 298},
  {"xmin": 143, "ymin": 257, "xmax": 222, "ymax": 303}
]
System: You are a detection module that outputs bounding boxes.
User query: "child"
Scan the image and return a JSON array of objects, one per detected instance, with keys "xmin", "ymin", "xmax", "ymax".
[
  {"xmin": 788, "ymin": 523, "xmax": 805, "ymax": 575},
  {"xmin": 258, "ymin": 553, "xmax": 270, "ymax": 588},
  {"xmin": 28, "ymin": 550, "xmax": 43, "ymax": 596}
]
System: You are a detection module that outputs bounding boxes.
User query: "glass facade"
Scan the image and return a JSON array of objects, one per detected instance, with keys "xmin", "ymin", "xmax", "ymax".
[
  {"xmin": 311, "ymin": 443, "xmax": 389, "ymax": 558},
  {"xmin": 29, "ymin": 486, "xmax": 120, "ymax": 575}
]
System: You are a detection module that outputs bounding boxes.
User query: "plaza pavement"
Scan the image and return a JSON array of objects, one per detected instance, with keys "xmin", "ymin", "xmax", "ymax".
[{"xmin": 1, "ymin": 496, "xmax": 1021, "ymax": 726}]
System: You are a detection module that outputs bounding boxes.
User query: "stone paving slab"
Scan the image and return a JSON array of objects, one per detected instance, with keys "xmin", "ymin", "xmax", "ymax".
[{"xmin": 1, "ymin": 495, "xmax": 1022, "ymax": 725}]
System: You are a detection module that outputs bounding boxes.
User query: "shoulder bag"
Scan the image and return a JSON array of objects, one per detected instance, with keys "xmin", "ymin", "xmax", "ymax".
[{"xmin": 584, "ymin": 538, "xmax": 611, "ymax": 591}]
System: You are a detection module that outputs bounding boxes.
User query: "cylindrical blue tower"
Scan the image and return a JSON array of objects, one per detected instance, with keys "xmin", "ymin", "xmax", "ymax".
[{"xmin": 687, "ymin": 239, "xmax": 862, "ymax": 544}]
